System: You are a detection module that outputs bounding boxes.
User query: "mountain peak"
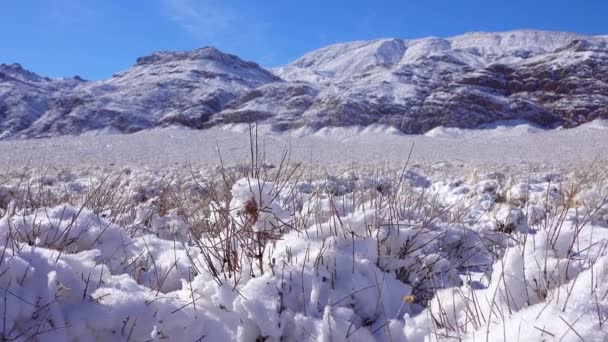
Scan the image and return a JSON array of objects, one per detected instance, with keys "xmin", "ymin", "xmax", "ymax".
[
  {"xmin": 446, "ymin": 29, "xmax": 591, "ymax": 55},
  {"xmin": 135, "ymin": 46, "xmax": 253, "ymax": 67},
  {"xmin": 0, "ymin": 63, "xmax": 42, "ymax": 81},
  {"xmin": 275, "ymin": 30, "xmax": 608, "ymax": 84}
]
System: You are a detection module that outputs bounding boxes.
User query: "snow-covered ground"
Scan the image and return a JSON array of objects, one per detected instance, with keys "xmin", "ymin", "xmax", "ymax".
[
  {"xmin": 0, "ymin": 122, "xmax": 607, "ymax": 341},
  {"xmin": 0, "ymin": 120, "xmax": 606, "ymax": 169}
]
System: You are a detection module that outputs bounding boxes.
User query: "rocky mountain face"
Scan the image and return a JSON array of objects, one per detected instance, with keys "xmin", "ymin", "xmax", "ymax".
[
  {"xmin": 0, "ymin": 48, "xmax": 279, "ymax": 139},
  {"xmin": 1, "ymin": 30, "xmax": 607, "ymax": 139},
  {"xmin": 269, "ymin": 31, "xmax": 608, "ymax": 132}
]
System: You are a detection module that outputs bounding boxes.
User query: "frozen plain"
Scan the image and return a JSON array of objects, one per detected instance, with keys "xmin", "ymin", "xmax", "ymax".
[{"xmin": 0, "ymin": 120, "xmax": 606, "ymax": 169}]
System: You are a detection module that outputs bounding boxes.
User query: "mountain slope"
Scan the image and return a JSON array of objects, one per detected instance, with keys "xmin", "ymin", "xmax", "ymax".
[
  {"xmin": 263, "ymin": 30, "xmax": 608, "ymax": 131},
  {"xmin": 1, "ymin": 30, "xmax": 607, "ymax": 139},
  {"xmin": 1, "ymin": 47, "xmax": 279, "ymax": 139}
]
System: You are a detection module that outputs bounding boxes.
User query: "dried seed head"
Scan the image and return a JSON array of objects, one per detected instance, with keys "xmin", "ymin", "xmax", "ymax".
[{"xmin": 244, "ymin": 198, "xmax": 259, "ymax": 223}]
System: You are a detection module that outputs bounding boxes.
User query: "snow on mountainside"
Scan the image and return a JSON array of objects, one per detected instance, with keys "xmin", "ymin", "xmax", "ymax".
[
  {"xmin": 0, "ymin": 47, "xmax": 279, "ymax": 139},
  {"xmin": 1, "ymin": 30, "xmax": 608, "ymax": 139},
  {"xmin": 274, "ymin": 31, "xmax": 583, "ymax": 82},
  {"xmin": 270, "ymin": 30, "xmax": 608, "ymax": 132}
]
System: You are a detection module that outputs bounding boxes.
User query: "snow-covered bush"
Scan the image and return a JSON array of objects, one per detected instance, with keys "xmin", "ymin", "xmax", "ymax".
[{"xmin": 0, "ymin": 160, "xmax": 606, "ymax": 341}]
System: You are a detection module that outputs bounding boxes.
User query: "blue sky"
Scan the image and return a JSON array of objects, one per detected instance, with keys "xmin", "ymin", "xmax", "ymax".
[{"xmin": 1, "ymin": 0, "xmax": 607, "ymax": 80}]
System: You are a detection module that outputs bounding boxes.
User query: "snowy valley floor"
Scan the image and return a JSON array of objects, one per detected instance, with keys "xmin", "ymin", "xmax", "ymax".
[
  {"xmin": 0, "ymin": 123, "xmax": 607, "ymax": 341},
  {"xmin": 0, "ymin": 120, "xmax": 606, "ymax": 168}
]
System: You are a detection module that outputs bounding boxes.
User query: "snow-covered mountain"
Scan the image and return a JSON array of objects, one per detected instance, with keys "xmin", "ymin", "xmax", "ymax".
[
  {"xmin": 0, "ymin": 47, "xmax": 279, "ymax": 139},
  {"xmin": 1, "ymin": 30, "xmax": 607, "ymax": 139},
  {"xmin": 268, "ymin": 30, "xmax": 608, "ymax": 131}
]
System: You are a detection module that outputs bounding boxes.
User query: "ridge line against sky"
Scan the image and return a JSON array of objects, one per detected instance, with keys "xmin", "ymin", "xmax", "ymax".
[{"xmin": 1, "ymin": 0, "xmax": 607, "ymax": 80}]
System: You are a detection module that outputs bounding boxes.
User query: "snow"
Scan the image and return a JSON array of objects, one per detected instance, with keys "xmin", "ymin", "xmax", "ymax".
[
  {"xmin": 0, "ymin": 133, "xmax": 606, "ymax": 340},
  {"xmin": 226, "ymin": 178, "xmax": 290, "ymax": 232},
  {"xmin": 577, "ymin": 118, "xmax": 608, "ymax": 130},
  {"xmin": 275, "ymin": 30, "xmax": 607, "ymax": 83},
  {"xmin": 424, "ymin": 120, "xmax": 545, "ymax": 138},
  {"xmin": 3, "ymin": 30, "xmax": 608, "ymax": 138},
  {"xmin": 0, "ymin": 47, "xmax": 280, "ymax": 139},
  {"xmin": 1, "ymin": 30, "xmax": 608, "ymax": 341},
  {"xmin": 0, "ymin": 119, "xmax": 605, "ymax": 169}
]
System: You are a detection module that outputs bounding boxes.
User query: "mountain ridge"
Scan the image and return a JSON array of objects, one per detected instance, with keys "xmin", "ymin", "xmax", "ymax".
[{"xmin": 1, "ymin": 30, "xmax": 607, "ymax": 139}]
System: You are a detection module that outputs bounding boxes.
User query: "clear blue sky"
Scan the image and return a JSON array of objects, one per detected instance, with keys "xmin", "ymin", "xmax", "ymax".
[{"xmin": 1, "ymin": 0, "xmax": 607, "ymax": 80}]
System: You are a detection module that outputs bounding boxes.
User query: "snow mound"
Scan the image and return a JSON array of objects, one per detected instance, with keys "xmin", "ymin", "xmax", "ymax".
[{"xmin": 425, "ymin": 120, "xmax": 545, "ymax": 138}]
